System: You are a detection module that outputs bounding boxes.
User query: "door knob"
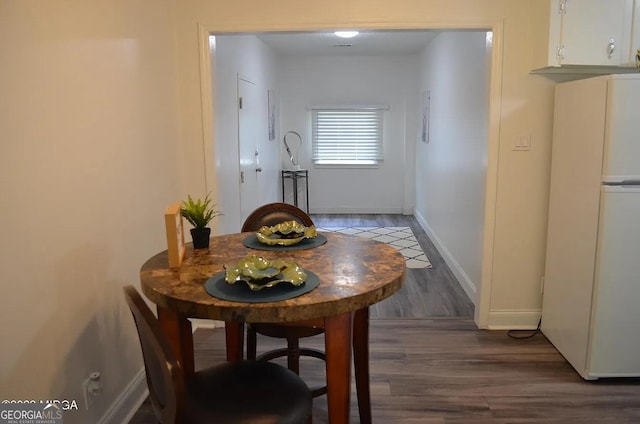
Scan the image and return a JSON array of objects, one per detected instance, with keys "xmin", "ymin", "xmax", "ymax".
[{"xmin": 256, "ymin": 167, "xmax": 263, "ymax": 173}]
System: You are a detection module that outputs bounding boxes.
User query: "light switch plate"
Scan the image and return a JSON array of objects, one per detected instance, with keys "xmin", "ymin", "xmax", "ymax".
[{"xmin": 514, "ymin": 134, "xmax": 531, "ymax": 151}]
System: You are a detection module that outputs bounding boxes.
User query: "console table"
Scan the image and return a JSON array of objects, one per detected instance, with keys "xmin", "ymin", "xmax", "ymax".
[{"xmin": 281, "ymin": 169, "xmax": 309, "ymax": 213}]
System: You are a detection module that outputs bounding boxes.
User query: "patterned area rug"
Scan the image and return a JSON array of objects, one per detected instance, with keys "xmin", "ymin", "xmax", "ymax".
[{"xmin": 317, "ymin": 226, "xmax": 432, "ymax": 269}]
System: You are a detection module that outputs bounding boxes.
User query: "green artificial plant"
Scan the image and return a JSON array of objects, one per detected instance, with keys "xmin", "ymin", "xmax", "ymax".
[{"xmin": 180, "ymin": 193, "xmax": 222, "ymax": 229}]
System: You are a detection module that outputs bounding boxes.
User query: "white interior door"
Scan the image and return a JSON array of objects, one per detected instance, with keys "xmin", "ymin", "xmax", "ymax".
[{"xmin": 238, "ymin": 77, "xmax": 262, "ymax": 224}]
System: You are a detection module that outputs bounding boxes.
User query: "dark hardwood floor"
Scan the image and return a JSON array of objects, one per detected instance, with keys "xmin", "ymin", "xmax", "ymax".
[
  {"xmin": 130, "ymin": 215, "xmax": 639, "ymax": 423},
  {"xmin": 311, "ymin": 214, "xmax": 474, "ymax": 318},
  {"xmin": 131, "ymin": 319, "xmax": 640, "ymax": 423}
]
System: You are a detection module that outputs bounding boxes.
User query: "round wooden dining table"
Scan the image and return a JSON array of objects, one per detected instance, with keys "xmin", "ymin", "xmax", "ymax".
[{"xmin": 140, "ymin": 231, "xmax": 405, "ymax": 423}]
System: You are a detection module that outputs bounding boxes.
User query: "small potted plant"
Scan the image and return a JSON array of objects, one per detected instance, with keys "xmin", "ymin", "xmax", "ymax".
[{"xmin": 180, "ymin": 193, "xmax": 222, "ymax": 249}]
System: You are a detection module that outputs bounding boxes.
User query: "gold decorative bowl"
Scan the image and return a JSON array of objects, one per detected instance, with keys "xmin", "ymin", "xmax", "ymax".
[
  {"xmin": 256, "ymin": 220, "xmax": 318, "ymax": 246},
  {"xmin": 224, "ymin": 255, "xmax": 308, "ymax": 291}
]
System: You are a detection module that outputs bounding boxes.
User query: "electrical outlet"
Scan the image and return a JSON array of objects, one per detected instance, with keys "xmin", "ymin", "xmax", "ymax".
[{"xmin": 82, "ymin": 371, "xmax": 103, "ymax": 410}]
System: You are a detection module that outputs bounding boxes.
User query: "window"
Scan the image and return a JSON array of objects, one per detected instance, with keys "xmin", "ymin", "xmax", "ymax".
[{"xmin": 311, "ymin": 107, "xmax": 385, "ymax": 166}]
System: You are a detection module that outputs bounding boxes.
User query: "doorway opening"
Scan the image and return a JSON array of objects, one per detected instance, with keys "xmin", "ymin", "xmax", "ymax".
[{"xmin": 202, "ymin": 26, "xmax": 503, "ymax": 328}]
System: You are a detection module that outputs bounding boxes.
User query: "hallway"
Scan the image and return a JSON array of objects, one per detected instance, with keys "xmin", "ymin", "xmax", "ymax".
[{"xmin": 311, "ymin": 214, "xmax": 474, "ymax": 318}]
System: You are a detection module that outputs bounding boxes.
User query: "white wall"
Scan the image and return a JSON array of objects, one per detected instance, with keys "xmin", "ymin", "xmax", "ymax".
[
  {"xmin": 0, "ymin": 1, "xmax": 181, "ymax": 422},
  {"xmin": 414, "ymin": 31, "xmax": 490, "ymax": 302},
  {"xmin": 213, "ymin": 35, "xmax": 280, "ymax": 234},
  {"xmin": 277, "ymin": 55, "xmax": 418, "ymax": 213}
]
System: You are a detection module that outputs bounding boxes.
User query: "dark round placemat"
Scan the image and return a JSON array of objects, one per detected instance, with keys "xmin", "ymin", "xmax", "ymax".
[
  {"xmin": 242, "ymin": 233, "xmax": 327, "ymax": 251},
  {"xmin": 205, "ymin": 270, "xmax": 320, "ymax": 303}
]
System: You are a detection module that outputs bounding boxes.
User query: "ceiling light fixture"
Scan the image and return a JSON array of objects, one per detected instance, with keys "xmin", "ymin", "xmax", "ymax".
[{"xmin": 334, "ymin": 31, "xmax": 359, "ymax": 38}]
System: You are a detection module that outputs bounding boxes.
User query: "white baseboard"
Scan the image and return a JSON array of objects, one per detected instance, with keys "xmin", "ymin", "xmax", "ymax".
[
  {"xmin": 413, "ymin": 210, "xmax": 477, "ymax": 304},
  {"xmin": 487, "ymin": 309, "xmax": 541, "ymax": 330},
  {"xmin": 98, "ymin": 368, "xmax": 148, "ymax": 424},
  {"xmin": 310, "ymin": 207, "xmax": 404, "ymax": 214},
  {"xmin": 190, "ymin": 318, "xmax": 224, "ymax": 330}
]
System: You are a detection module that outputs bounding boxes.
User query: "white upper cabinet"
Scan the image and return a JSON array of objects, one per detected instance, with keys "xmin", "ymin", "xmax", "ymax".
[
  {"xmin": 620, "ymin": 2, "xmax": 640, "ymax": 67},
  {"xmin": 560, "ymin": 0, "xmax": 627, "ymax": 66},
  {"xmin": 532, "ymin": 0, "xmax": 638, "ymax": 70}
]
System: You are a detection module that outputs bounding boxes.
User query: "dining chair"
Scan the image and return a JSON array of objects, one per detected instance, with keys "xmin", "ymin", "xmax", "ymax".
[
  {"xmin": 123, "ymin": 285, "xmax": 312, "ymax": 424},
  {"xmin": 242, "ymin": 202, "xmax": 314, "ymax": 231},
  {"xmin": 241, "ymin": 203, "xmax": 328, "ymax": 398}
]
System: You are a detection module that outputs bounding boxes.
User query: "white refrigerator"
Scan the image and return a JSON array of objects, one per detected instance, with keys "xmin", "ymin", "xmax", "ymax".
[{"xmin": 542, "ymin": 74, "xmax": 640, "ymax": 380}]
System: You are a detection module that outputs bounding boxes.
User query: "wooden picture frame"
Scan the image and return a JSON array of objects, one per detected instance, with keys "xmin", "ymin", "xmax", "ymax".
[{"xmin": 164, "ymin": 202, "xmax": 185, "ymax": 268}]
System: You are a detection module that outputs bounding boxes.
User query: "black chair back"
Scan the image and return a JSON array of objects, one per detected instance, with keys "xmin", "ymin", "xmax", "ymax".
[
  {"xmin": 123, "ymin": 286, "xmax": 184, "ymax": 423},
  {"xmin": 242, "ymin": 202, "xmax": 314, "ymax": 232}
]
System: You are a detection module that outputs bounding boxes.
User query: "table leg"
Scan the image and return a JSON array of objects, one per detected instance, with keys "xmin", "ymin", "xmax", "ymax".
[
  {"xmin": 281, "ymin": 171, "xmax": 285, "ymax": 203},
  {"xmin": 325, "ymin": 312, "xmax": 353, "ymax": 423},
  {"xmin": 293, "ymin": 174, "xmax": 299, "ymax": 207},
  {"xmin": 157, "ymin": 306, "xmax": 194, "ymax": 375},
  {"xmin": 353, "ymin": 307, "xmax": 372, "ymax": 424},
  {"xmin": 305, "ymin": 172, "xmax": 309, "ymax": 213},
  {"xmin": 225, "ymin": 321, "xmax": 245, "ymax": 362}
]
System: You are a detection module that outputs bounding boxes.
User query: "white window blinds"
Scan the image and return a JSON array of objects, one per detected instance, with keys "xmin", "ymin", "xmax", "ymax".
[{"xmin": 311, "ymin": 107, "xmax": 384, "ymax": 165}]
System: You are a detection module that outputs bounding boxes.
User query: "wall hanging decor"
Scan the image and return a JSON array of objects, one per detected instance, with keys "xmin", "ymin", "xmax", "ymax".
[
  {"xmin": 421, "ymin": 90, "xmax": 431, "ymax": 143},
  {"xmin": 268, "ymin": 89, "xmax": 276, "ymax": 140},
  {"xmin": 283, "ymin": 130, "xmax": 302, "ymax": 170}
]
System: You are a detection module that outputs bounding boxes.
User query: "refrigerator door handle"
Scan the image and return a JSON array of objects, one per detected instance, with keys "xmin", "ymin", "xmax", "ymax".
[{"xmin": 603, "ymin": 179, "xmax": 640, "ymax": 187}]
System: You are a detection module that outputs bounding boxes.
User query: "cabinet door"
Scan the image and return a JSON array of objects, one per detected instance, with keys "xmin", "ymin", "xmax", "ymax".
[
  {"xmin": 620, "ymin": 0, "xmax": 640, "ymax": 67},
  {"xmin": 561, "ymin": 0, "xmax": 627, "ymax": 66}
]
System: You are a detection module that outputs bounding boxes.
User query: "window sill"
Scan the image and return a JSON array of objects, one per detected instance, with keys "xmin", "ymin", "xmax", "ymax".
[{"xmin": 313, "ymin": 161, "xmax": 380, "ymax": 169}]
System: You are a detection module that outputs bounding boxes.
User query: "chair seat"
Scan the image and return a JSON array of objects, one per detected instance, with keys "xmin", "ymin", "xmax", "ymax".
[
  {"xmin": 185, "ymin": 361, "xmax": 311, "ymax": 424},
  {"xmin": 250, "ymin": 319, "xmax": 324, "ymax": 339}
]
